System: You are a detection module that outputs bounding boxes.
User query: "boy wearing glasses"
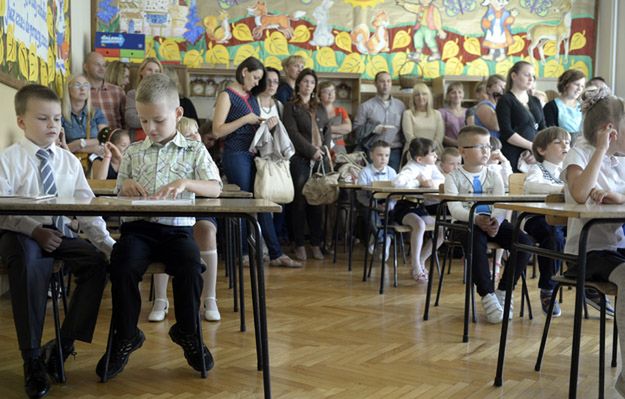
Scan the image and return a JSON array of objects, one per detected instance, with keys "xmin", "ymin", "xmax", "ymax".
[{"xmin": 445, "ymin": 126, "xmax": 533, "ymax": 324}]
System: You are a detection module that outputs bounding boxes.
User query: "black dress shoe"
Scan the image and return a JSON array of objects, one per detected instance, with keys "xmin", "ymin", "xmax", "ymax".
[
  {"xmin": 24, "ymin": 357, "xmax": 50, "ymax": 399},
  {"xmin": 42, "ymin": 339, "xmax": 74, "ymax": 383},
  {"xmin": 169, "ymin": 323, "xmax": 214, "ymax": 372},
  {"xmin": 96, "ymin": 329, "xmax": 145, "ymax": 380}
]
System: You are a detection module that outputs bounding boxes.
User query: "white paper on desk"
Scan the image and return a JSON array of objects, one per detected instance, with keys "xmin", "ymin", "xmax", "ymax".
[{"xmin": 373, "ymin": 124, "xmax": 396, "ymax": 134}]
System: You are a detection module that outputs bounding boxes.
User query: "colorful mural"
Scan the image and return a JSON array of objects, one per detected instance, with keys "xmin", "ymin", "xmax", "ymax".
[
  {"xmin": 0, "ymin": 0, "xmax": 71, "ymax": 92},
  {"xmin": 95, "ymin": 0, "xmax": 595, "ymax": 79}
]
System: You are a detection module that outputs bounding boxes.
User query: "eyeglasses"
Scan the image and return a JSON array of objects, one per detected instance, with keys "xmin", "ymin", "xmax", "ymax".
[
  {"xmin": 69, "ymin": 82, "xmax": 91, "ymax": 89},
  {"xmin": 462, "ymin": 144, "xmax": 492, "ymax": 151}
]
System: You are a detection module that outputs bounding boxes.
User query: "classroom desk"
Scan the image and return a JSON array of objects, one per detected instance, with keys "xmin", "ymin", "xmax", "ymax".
[
  {"xmin": 329, "ymin": 183, "xmax": 363, "ymax": 269},
  {"xmin": 421, "ymin": 193, "xmax": 547, "ymax": 343},
  {"xmin": 0, "ymin": 196, "xmax": 280, "ymax": 399},
  {"xmin": 493, "ymin": 202, "xmax": 625, "ymax": 399},
  {"xmin": 362, "ymin": 186, "xmax": 439, "ymax": 293}
]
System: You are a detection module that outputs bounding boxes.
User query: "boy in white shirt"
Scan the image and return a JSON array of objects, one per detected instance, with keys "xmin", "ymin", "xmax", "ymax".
[
  {"xmin": 524, "ymin": 127, "xmax": 570, "ymax": 317},
  {"xmin": 0, "ymin": 84, "xmax": 115, "ymax": 398},
  {"xmin": 446, "ymin": 126, "xmax": 533, "ymax": 323},
  {"xmin": 438, "ymin": 147, "xmax": 461, "ymax": 176}
]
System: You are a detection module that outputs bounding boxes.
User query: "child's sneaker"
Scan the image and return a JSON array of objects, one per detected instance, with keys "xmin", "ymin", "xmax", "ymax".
[
  {"xmin": 540, "ymin": 289, "xmax": 561, "ymax": 317},
  {"xmin": 482, "ymin": 293, "xmax": 503, "ymax": 324},
  {"xmin": 585, "ymin": 288, "xmax": 615, "ymax": 318},
  {"xmin": 495, "ymin": 289, "xmax": 514, "ymax": 320}
]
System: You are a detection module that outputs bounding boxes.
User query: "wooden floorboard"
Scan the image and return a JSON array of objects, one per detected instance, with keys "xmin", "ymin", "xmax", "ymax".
[{"xmin": 0, "ymin": 248, "xmax": 621, "ymax": 398}]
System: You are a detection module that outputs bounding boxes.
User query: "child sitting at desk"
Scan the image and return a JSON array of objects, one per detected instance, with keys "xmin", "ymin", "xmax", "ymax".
[
  {"xmin": 524, "ymin": 127, "xmax": 569, "ymax": 317},
  {"xmin": 96, "ymin": 74, "xmax": 222, "ymax": 380},
  {"xmin": 445, "ymin": 126, "xmax": 533, "ymax": 324},
  {"xmin": 357, "ymin": 140, "xmax": 397, "ymax": 259},
  {"xmin": 392, "ymin": 137, "xmax": 445, "ymax": 282},
  {"xmin": 149, "ymin": 116, "xmax": 221, "ymax": 323},
  {"xmin": 0, "ymin": 84, "xmax": 115, "ymax": 399},
  {"xmin": 91, "ymin": 129, "xmax": 131, "ymax": 180},
  {"xmin": 438, "ymin": 146, "xmax": 461, "ymax": 176},
  {"xmin": 560, "ymin": 87, "xmax": 625, "ymax": 396}
]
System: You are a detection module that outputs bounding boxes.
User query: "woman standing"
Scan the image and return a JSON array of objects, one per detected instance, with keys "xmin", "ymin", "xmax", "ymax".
[
  {"xmin": 318, "ymin": 81, "xmax": 352, "ymax": 154},
  {"xmin": 496, "ymin": 61, "xmax": 545, "ymax": 172},
  {"xmin": 474, "ymin": 74, "xmax": 506, "ymax": 138},
  {"xmin": 275, "ymin": 55, "xmax": 305, "ymax": 105},
  {"xmin": 124, "ymin": 57, "xmax": 163, "ymax": 131},
  {"xmin": 213, "ymin": 57, "xmax": 300, "ymax": 267},
  {"xmin": 543, "ymin": 69, "xmax": 585, "ymax": 142},
  {"xmin": 282, "ymin": 68, "xmax": 331, "ymax": 261},
  {"xmin": 401, "ymin": 83, "xmax": 444, "ymax": 157},
  {"xmin": 438, "ymin": 82, "xmax": 466, "ymax": 147}
]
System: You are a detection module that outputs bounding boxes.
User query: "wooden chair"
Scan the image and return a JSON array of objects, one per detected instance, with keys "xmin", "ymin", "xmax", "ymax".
[
  {"xmin": 534, "ymin": 194, "xmax": 618, "ymax": 399},
  {"xmin": 87, "ymin": 179, "xmax": 116, "ymax": 196},
  {"xmin": 0, "ymin": 257, "xmax": 69, "ymax": 382},
  {"xmin": 100, "ymin": 262, "xmax": 209, "ymax": 382}
]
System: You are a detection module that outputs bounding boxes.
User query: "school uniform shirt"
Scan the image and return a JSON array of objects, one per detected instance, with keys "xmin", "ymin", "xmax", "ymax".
[
  {"xmin": 357, "ymin": 163, "xmax": 397, "ymax": 207},
  {"xmin": 0, "ymin": 138, "xmax": 115, "ymax": 256},
  {"xmin": 444, "ymin": 166, "xmax": 506, "ymax": 223},
  {"xmin": 116, "ymin": 131, "xmax": 222, "ymax": 227},
  {"xmin": 561, "ymin": 138, "xmax": 625, "ymax": 254},
  {"xmin": 488, "ymin": 159, "xmax": 513, "ymax": 190},
  {"xmin": 393, "ymin": 159, "xmax": 444, "ymax": 189},
  {"xmin": 524, "ymin": 160, "xmax": 564, "ymax": 194}
]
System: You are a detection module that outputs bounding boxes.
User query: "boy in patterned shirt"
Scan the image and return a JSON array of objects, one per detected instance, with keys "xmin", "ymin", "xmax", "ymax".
[{"xmin": 96, "ymin": 74, "xmax": 222, "ymax": 380}]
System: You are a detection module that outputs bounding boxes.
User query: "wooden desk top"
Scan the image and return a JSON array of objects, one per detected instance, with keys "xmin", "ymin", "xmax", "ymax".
[
  {"xmin": 332, "ymin": 182, "xmax": 364, "ymax": 189},
  {"xmin": 89, "ymin": 187, "xmax": 252, "ymax": 199},
  {"xmin": 423, "ymin": 193, "xmax": 547, "ymax": 202},
  {"xmin": 362, "ymin": 186, "xmax": 439, "ymax": 194},
  {"xmin": 0, "ymin": 197, "xmax": 281, "ymax": 214},
  {"xmin": 495, "ymin": 202, "xmax": 625, "ymax": 219}
]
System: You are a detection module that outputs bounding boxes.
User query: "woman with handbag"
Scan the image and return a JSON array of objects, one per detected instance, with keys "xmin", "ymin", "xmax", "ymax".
[
  {"xmin": 213, "ymin": 57, "xmax": 301, "ymax": 268},
  {"xmin": 282, "ymin": 68, "xmax": 331, "ymax": 261}
]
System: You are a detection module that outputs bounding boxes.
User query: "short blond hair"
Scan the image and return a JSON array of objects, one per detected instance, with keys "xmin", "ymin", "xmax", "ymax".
[
  {"xmin": 177, "ymin": 116, "xmax": 198, "ymax": 136},
  {"xmin": 135, "ymin": 73, "xmax": 180, "ymax": 108}
]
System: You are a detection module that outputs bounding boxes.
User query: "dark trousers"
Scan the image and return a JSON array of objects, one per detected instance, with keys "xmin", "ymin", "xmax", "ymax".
[
  {"xmin": 456, "ymin": 219, "xmax": 533, "ymax": 297},
  {"xmin": 524, "ymin": 216, "xmax": 565, "ymax": 291},
  {"xmin": 0, "ymin": 232, "xmax": 107, "ymax": 352},
  {"xmin": 109, "ymin": 221, "xmax": 203, "ymax": 339},
  {"xmin": 290, "ymin": 155, "xmax": 323, "ymax": 247}
]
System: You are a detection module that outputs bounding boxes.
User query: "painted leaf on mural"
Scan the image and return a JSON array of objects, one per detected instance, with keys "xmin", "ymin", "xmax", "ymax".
[
  {"xmin": 232, "ymin": 23, "xmax": 253, "ymax": 42},
  {"xmin": 6, "ymin": 23, "xmax": 15, "ymax": 62},
  {"xmin": 507, "ymin": 35, "xmax": 525, "ymax": 55},
  {"xmin": 544, "ymin": 59, "xmax": 564, "ymax": 78},
  {"xmin": 265, "ymin": 32, "xmax": 289, "ymax": 55},
  {"xmin": 441, "ymin": 39, "xmax": 459, "ymax": 60},
  {"xmin": 422, "ymin": 60, "xmax": 441, "ymax": 79},
  {"xmin": 392, "ymin": 31, "xmax": 411, "ymax": 50},
  {"xmin": 467, "ymin": 59, "xmax": 489, "ymax": 77},
  {"xmin": 18, "ymin": 42, "xmax": 28, "ymax": 79},
  {"xmin": 206, "ymin": 44, "xmax": 229, "ymax": 65},
  {"xmin": 290, "ymin": 25, "xmax": 311, "ymax": 43},
  {"xmin": 463, "ymin": 37, "xmax": 481, "ymax": 56},
  {"xmin": 495, "ymin": 58, "xmax": 513, "ymax": 77},
  {"xmin": 40, "ymin": 62, "xmax": 48, "ymax": 85},
  {"xmin": 392, "ymin": 52, "xmax": 413, "ymax": 77},
  {"xmin": 0, "ymin": 31, "xmax": 4, "ymax": 65},
  {"xmin": 264, "ymin": 55, "xmax": 283, "ymax": 70},
  {"xmin": 338, "ymin": 53, "xmax": 364, "ymax": 73},
  {"xmin": 28, "ymin": 43, "xmax": 38, "ymax": 82},
  {"xmin": 335, "ymin": 32, "xmax": 352, "ymax": 53},
  {"xmin": 183, "ymin": 49, "xmax": 203, "ymax": 68},
  {"xmin": 146, "ymin": 37, "xmax": 156, "ymax": 58},
  {"xmin": 365, "ymin": 55, "xmax": 388, "ymax": 78},
  {"xmin": 295, "ymin": 50, "xmax": 315, "ymax": 69},
  {"xmin": 47, "ymin": 51, "xmax": 55, "ymax": 83},
  {"xmin": 519, "ymin": 0, "xmax": 554, "ymax": 17},
  {"xmin": 569, "ymin": 61, "xmax": 588, "ymax": 78},
  {"xmin": 234, "ymin": 44, "xmax": 259, "ymax": 65},
  {"xmin": 570, "ymin": 31, "xmax": 586, "ymax": 51},
  {"xmin": 542, "ymin": 40, "xmax": 557, "ymax": 57},
  {"xmin": 445, "ymin": 57, "xmax": 464, "ymax": 75},
  {"xmin": 316, "ymin": 47, "xmax": 338, "ymax": 67},
  {"xmin": 159, "ymin": 39, "xmax": 181, "ymax": 61}
]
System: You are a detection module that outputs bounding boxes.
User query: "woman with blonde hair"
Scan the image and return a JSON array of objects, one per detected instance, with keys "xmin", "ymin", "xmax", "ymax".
[
  {"xmin": 124, "ymin": 57, "xmax": 163, "ymax": 131},
  {"xmin": 401, "ymin": 82, "xmax": 444, "ymax": 156},
  {"xmin": 104, "ymin": 60, "xmax": 130, "ymax": 92},
  {"xmin": 164, "ymin": 67, "xmax": 199, "ymax": 123},
  {"xmin": 275, "ymin": 55, "xmax": 305, "ymax": 104},
  {"xmin": 438, "ymin": 82, "xmax": 467, "ymax": 147}
]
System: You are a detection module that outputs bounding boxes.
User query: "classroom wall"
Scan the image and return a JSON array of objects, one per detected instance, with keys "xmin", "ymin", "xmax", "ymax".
[{"xmin": 596, "ymin": 0, "xmax": 624, "ymax": 96}]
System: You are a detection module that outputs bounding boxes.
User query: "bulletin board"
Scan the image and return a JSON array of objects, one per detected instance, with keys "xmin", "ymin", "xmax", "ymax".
[
  {"xmin": 0, "ymin": 0, "xmax": 71, "ymax": 93},
  {"xmin": 94, "ymin": 0, "xmax": 596, "ymax": 80}
]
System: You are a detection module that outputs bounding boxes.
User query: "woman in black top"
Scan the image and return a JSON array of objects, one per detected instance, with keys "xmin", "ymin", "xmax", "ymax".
[{"xmin": 496, "ymin": 61, "xmax": 545, "ymax": 172}]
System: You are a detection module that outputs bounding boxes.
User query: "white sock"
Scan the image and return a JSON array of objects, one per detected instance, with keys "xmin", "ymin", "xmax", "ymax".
[{"xmin": 201, "ymin": 250, "xmax": 218, "ymax": 311}]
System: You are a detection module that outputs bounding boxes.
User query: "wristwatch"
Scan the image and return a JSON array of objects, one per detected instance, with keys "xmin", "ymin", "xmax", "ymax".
[{"xmin": 79, "ymin": 138, "xmax": 87, "ymax": 148}]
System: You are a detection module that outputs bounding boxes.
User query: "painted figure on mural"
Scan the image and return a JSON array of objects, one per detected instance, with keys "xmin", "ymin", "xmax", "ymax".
[
  {"xmin": 480, "ymin": 0, "xmax": 517, "ymax": 61},
  {"xmin": 310, "ymin": 0, "xmax": 335, "ymax": 47},
  {"xmin": 396, "ymin": 0, "xmax": 447, "ymax": 61},
  {"xmin": 351, "ymin": 9, "xmax": 390, "ymax": 55}
]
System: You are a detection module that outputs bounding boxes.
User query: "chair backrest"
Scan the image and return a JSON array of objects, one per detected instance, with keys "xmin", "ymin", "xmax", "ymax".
[
  {"xmin": 508, "ymin": 173, "xmax": 527, "ymax": 195},
  {"xmin": 87, "ymin": 179, "xmax": 116, "ymax": 191},
  {"xmin": 545, "ymin": 193, "xmax": 566, "ymax": 226},
  {"xmin": 223, "ymin": 183, "xmax": 241, "ymax": 191}
]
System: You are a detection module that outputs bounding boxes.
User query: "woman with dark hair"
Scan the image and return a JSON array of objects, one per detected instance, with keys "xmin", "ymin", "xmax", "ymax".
[
  {"xmin": 543, "ymin": 69, "xmax": 585, "ymax": 142},
  {"xmin": 213, "ymin": 56, "xmax": 300, "ymax": 267},
  {"xmin": 495, "ymin": 61, "xmax": 545, "ymax": 172},
  {"xmin": 474, "ymin": 74, "xmax": 505, "ymax": 138},
  {"xmin": 282, "ymin": 68, "xmax": 331, "ymax": 261}
]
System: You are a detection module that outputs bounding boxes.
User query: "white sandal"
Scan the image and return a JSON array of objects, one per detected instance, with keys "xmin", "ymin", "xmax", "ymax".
[
  {"xmin": 204, "ymin": 297, "xmax": 221, "ymax": 322},
  {"xmin": 148, "ymin": 298, "xmax": 169, "ymax": 322}
]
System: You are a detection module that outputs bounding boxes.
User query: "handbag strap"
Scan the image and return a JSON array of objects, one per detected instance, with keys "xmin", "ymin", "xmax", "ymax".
[{"xmin": 324, "ymin": 145, "xmax": 334, "ymax": 172}]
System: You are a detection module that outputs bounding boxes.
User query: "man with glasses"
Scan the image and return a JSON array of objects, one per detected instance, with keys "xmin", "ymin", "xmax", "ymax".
[{"xmin": 84, "ymin": 52, "xmax": 126, "ymax": 130}]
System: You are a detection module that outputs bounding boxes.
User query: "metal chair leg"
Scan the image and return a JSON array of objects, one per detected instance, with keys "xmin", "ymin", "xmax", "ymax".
[{"xmin": 535, "ymin": 285, "xmax": 560, "ymax": 371}]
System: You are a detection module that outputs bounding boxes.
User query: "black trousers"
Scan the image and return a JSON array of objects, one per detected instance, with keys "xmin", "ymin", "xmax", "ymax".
[
  {"xmin": 109, "ymin": 221, "xmax": 203, "ymax": 339},
  {"xmin": 456, "ymin": 219, "xmax": 533, "ymax": 297},
  {"xmin": 524, "ymin": 216, "xmax": 565, "ymax": 291},
  {"xmin": 290, "ymin": 155, "xmax": 324, "ymax": 247},
  {"xmin": 0, "ymin": 231, "xmax": 107, "ymax": 352}
]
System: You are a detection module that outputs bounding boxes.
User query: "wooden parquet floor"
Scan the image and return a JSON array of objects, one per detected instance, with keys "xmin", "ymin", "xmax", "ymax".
[{"xmin": 0, "ymin": 248, "xmax": 622, "ymax": 398}]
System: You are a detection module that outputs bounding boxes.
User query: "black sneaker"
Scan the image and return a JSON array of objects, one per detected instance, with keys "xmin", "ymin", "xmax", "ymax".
[
  {"xmin": 42, "ymin": 339, "xmax": 75, "ymax": 383},
  {"xmin": 96, "ymin": 329, "xmax": 145, "ymax": 380},
  {"xmin": 169, "ymin": 324, "xmax": 214, "ymax": 373},
  {"xmin": 540, "ymin": 290, "xmax": 562, "ymax": 317},
  {"xmin": 585, "ymin": 288, "xmax": 615, "ymax": 317},
  {"xmin": 23, "ymin": 357, "xmax": 49, "ymax": 399}
]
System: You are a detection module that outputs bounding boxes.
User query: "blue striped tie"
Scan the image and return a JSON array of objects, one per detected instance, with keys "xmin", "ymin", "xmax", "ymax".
[
  {"xmin": 36, "ymin": 149, "xmax": 76, "ymax": 238},
  {"xmin": 472, "ymin": 175, "xmax": 492, "ymax": 215}
]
